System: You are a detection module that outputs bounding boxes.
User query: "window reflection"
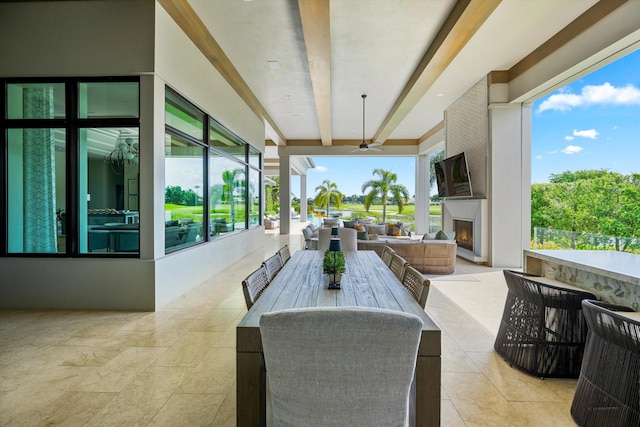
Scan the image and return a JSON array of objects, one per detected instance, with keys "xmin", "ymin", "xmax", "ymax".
[
  {"xmin": 165, "ymin": 134, "xmax": 204, "ymax": 252},
  {"xmin": 209, "ymin": 151, "xmax": 246, "ymax": 236}
]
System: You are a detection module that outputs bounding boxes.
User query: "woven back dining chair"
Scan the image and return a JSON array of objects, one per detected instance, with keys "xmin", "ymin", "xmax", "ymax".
[
  {"xmin": 494, "ymin": 269, "xmax": 597, "ymax": 378},
  {"xmin": 401, "ymin": 265, "xmax": 431, "ymax": 309},
  {"xmin": 381, "ymin": 245, "xmax": 395, "ymax": 267},
  {"xmin": 260, "ymin": 307, "xmax": 423, "ymax": 427},
  {"xmin": 241, "ymin": 266, "xmax": 270, "ymax": 310},
  {"xmin": 389, "ymin": 253, "xmax": 408, "ymax": 281},
  {"xmin": 277, "ymin": 245, "xmax": 291, "ymax": 265},
  {"xmin": 571, "ymin": 299, "xmax": 640, "ymax": 426},
  {"xmin": 262, "ymin": 254, "xmax": 283, "ymax": 283}
]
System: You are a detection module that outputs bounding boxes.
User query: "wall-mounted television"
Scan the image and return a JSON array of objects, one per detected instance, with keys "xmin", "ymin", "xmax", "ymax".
[{"xmin": 434, "ymin": 152, "xmax": 473, "ymax": 198}]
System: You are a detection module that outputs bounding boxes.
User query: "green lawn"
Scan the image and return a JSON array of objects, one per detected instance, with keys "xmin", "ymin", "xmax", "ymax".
[{"xmin": 315, "ymin": 203, "xmax": 441, "ymax": 228}]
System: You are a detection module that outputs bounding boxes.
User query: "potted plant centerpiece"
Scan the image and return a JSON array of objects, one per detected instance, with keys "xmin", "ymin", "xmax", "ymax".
[{"xmin": 323, "ymin": 248, "xmax": 345, "ymax": 289}]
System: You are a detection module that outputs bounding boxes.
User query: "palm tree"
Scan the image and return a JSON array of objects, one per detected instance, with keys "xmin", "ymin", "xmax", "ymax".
[
  {"xmin": 314, "ymin": 179, "xmax": 342, "ymax": 217},
  {"xmin": 222, "ymin": 168, "xmax": 244, "ymax": 221},
  {"xmin": 429, "ymin": 149, "xmax": 445, "ymax": 190},
  {"xmin": 361, "ymin": 169, "xmax": 410, "ymax": 223}
]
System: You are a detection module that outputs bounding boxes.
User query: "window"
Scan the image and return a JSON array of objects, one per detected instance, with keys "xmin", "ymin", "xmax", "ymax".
[
  {"xmin": 165, "ymin": 133, "xmax": 205, "ymax": 251},
  {"xmin": 2, "ymin": 78, "xmax": 140, "ymax": 257}
]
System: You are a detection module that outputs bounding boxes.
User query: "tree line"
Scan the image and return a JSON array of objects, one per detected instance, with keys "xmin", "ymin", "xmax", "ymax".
[{"xmin": 531, "ymin": 169, "xmax": 640, "ymax": 250}]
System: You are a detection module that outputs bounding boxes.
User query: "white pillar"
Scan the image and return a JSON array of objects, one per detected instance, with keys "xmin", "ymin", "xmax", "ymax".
[
  {"xmin": 300, "ymin": 174, "xmax": 307, "ymax": 224},
  {"xmin": 488, "ymin": 102, "xmax": 531, "ymax": 267},
  {"xmin": 279, "ymin": 155, "xmax": 291, "ymax": 235},
  {"xmin": 415, "ymin": 154, "xmax": 430, "ymax": 235}
]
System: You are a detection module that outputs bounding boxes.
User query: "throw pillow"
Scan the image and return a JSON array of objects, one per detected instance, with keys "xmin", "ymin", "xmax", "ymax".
[
  {"xmin": 355, "ymin": 224, "xmax": 364, "ymax": 231},
  {"xmin": 343, "ymin": 220, "xmax": 356, "ymax": 228},
  {"xmin": 369, "ymin": 233, "xmax": 379, "ymax": 240},
  {"xmin": 393, "ymin": 225, "xmax": 402, "ymax": 236},
  {"xmin": 357, "ymin": 231, "xmax": 369, "ymax": 240},
  {"xmin": 422, "ymin": 232, "xmax": 436, "ymax": 240},
  {"xmin": 435, "ymin": 230, "xmax": 451, "ymax": 240}
]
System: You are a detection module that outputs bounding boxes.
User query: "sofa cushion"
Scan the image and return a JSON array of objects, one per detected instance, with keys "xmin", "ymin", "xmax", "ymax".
[
  {"xmin": 343, "ymin": 220, "xmax": 356, "ymax": 229},
  {"xmin": 357, "ymin": 231, "xmax": 369, "ymax": 240},
  {"xmin": 365, "ymin": 224, "xmax": 386, "ymax": 235}
]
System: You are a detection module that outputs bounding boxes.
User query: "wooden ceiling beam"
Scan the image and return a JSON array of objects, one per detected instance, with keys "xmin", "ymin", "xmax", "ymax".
[
  {"xmin": 373, "ymin": 0, "xmax": 501, "ymax": 144},
  {"xmin": 298, "ymin": 0, "xmax": 333, "ymax": 146}
]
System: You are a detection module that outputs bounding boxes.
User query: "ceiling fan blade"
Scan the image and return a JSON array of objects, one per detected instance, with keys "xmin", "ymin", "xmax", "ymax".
[
  {"xmin": 369, "ymin": 141, "xmax": 382, "ymax": 147},
  {"xmin": 368, "ymin": 147, "xmax": 383, "ymax": 151}
]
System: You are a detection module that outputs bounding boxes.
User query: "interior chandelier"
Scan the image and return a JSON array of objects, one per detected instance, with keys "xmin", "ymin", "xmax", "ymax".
[{"xmin": 105, "ymin": 132, "xmax": 139, "ymax": 175}]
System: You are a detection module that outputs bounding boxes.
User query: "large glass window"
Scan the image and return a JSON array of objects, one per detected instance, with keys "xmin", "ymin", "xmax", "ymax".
[
  {"xmin": 2, "ymin": 78, "xmax": 140, "ymax": 257},
  {"xmin": 79, "ymin": 127, "xmax": 140, "ymax": 254},
  {"xmin": 7, "ymin": 128, "xmax": 66, "ymax": 254},
  {"xmin": 165, "ymin": 134, "xmax": 205, "ymax": 251},
  {"xmin": 165, "ymin": 87, "xmax": 263, "ymax": 251}
]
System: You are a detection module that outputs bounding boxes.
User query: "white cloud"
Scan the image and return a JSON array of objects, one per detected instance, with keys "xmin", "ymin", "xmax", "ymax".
[
  {"xmin": 561, "ymin": 145, "xmax": 583, "ymax": 155},
  {"xmin": 565, "ymin": 135, "xmax": 574, "ymax": 141},
  {"xmin": 573, "ymin": 129, "xmax": 599, "ymax": 139},
  {"xmin": 313, "ymin": 166, "xmax": 328, "ymax": 172},
  {"xmin": 534, "ymin": 155, "xmax": 543, "ymax": 160},
  {"xmin": 538, "ymin": 82, "xmax": 640, "ymax": 112},
  {"xmin": 548, "ymin": 150, "xmax": 558, "ymax": 155}
]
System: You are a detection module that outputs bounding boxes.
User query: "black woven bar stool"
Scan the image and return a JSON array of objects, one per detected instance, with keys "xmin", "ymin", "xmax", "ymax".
[
  {"xmin": 494, "ymin": 270, "xmax": 597, "ymax": 378},
  {"xmin": 571, "ymin": 299, "xmax": 640, "ymax": 426}
]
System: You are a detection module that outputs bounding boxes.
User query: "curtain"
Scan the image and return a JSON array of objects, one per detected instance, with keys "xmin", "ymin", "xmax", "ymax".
[{"xmin": 22, "ymin": 87, "xmax": 57, "ymax": 252}]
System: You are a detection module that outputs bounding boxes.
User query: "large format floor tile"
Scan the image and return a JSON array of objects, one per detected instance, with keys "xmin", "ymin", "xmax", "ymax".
[{"xmin": 0, "ymin": 224, "xmax": 579, "ymax": 426}]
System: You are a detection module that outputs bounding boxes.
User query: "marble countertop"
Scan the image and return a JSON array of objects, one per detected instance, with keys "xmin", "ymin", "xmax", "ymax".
[{"xmin": 525, "ymin": 250, "xmax": 640, "ymax": 284}]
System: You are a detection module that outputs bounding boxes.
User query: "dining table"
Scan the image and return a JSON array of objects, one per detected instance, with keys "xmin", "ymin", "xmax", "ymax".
[{"xmin": 236, "ymin": 250, "xmax": 441, "ymax": 427}]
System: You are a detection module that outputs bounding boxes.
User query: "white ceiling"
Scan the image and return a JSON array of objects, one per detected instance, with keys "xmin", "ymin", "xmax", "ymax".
[{"xmin": 183, "ymin": 0, "xmax": 632, "ymax": 147}]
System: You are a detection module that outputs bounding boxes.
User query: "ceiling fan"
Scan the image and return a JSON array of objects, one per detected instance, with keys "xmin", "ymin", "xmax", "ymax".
[{"xmin": 351, "ymin": 94, "xmax": 383, "ymax": 152}]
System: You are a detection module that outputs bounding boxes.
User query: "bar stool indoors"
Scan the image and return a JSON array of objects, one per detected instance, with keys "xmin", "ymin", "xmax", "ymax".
[
  {"xmin": 494, "ymin": 270, "xmax": 597, "ymax": 378},
  {"xmin": 571, "ymin": 300, "xmax": 640, "ymax": 426}
]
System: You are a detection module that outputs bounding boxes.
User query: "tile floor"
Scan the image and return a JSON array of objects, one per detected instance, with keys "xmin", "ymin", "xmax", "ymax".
[{"xmin": 0, "ymin": 225, "xmax": 579, "ymax": 426}]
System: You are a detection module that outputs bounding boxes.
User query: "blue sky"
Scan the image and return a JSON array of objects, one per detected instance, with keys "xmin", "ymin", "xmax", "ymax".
[{"xmin": 297, "ymin": 48, "xmax": 640, "ymax": 198}]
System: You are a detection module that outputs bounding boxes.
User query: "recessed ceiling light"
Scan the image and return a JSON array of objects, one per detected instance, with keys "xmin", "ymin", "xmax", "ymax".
[
  {"xmin": 285, "ymin": 95, "xmax": 292, "ymax": 100},
  {"xmin": 437, "ymin": 93, "xmax": 444, "ymax": 97},
  {"xmin": 267, "ymin": 60, "xmax": 280, "ymax": 70}
]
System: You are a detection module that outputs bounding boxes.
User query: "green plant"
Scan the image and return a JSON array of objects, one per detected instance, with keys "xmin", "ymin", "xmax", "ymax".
[{"xmin": 322, "ymin": 250, "xmax": 345, "ymax": 274}]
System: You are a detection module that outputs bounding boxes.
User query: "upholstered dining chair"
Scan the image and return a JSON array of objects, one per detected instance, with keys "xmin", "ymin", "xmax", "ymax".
[
  {"xmin": 260, "ymin": 307, "xmax": 423, "ymax": 427},
  {"xmin": 277, "ymin": 245, "xmax": 291, "ymax": 265},
  {"xmin": 381, "ymin": 245, "xmax": 395, "ymax": 267},
  {"xmin": 317, "ymin": 227, "xmax": 332, "ymax": 252},
  {"xmin": 262, "ymin": 254, "xmax": 283, "ymax": 282},
  {"xmin": 338, "ymin": 227, "xmax": 357, "ymax": 251},
  {"xmin": 241, "ymin": 266, "xmax": 270, "ymax": 310},
  {"xmin": 389, "ymin": 253, "xmax": 408, "ymax": 281},
  {"xmin": 401, "ymin": 265, "xmax": 431, "ymax": 308}
]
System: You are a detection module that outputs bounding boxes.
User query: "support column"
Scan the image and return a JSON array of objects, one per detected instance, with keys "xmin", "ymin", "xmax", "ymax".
[
  {"xmin": 415, "ymin": 154, "xmax": 430, "ymax": 235},
  {"xmin": 487, "ymin": 102, "xmax": 531, "ymax": 267},
  {"xmin": 299, "ymin": 174, "xmax": 307, "ymax": 224},
  {"xmin": 279, "ymin": 155, "xmax": 291, "ymax": 235}
]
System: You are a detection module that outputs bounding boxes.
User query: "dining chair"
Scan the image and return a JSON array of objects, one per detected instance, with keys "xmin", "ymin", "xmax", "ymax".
[
  {"xmin": 302, "ymin": 226, "xmax": 316, "ymax": 249},
  {"xmin": 401, "ymin": 265, "xmax": 431, "ymax": 308},
  {"xmin": 317, "ymin": 227, "xmax": 332, "ymax": 252},
  {"xmin": 389, "ymin": 253, "xmax": 408, "ymax": 280},
  {"xmin": 381, "ymin": 245, "xmax": 395, "ymax": 267},
  {"xmin": 260, "ymin": 307, "xmax": 423, "ymax": 427},
  {"xmin": 241, "ymin": 266, "xmax": 270, "ymax": 310},
  {"xmin": 262, "ymin": 254, "xmax": 283, "ymax": 282},
  {"xmin": 277, "ymin": 244, "xmax": 291, "ymax": 265},
  {"xmin": 338, "ymin": 227, "xmax": 357, "ymax": 251}
]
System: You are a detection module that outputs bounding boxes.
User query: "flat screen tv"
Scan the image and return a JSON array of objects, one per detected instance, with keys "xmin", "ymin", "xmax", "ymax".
[{"xmin": 434, "ymin": 152, "xmax": 473, "ymax": 198}]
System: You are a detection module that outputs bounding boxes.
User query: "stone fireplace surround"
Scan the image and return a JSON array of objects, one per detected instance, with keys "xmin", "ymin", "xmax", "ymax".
[{"xmin": 442, "ymin": 199, "xmax": 488, "ymax": 263}]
